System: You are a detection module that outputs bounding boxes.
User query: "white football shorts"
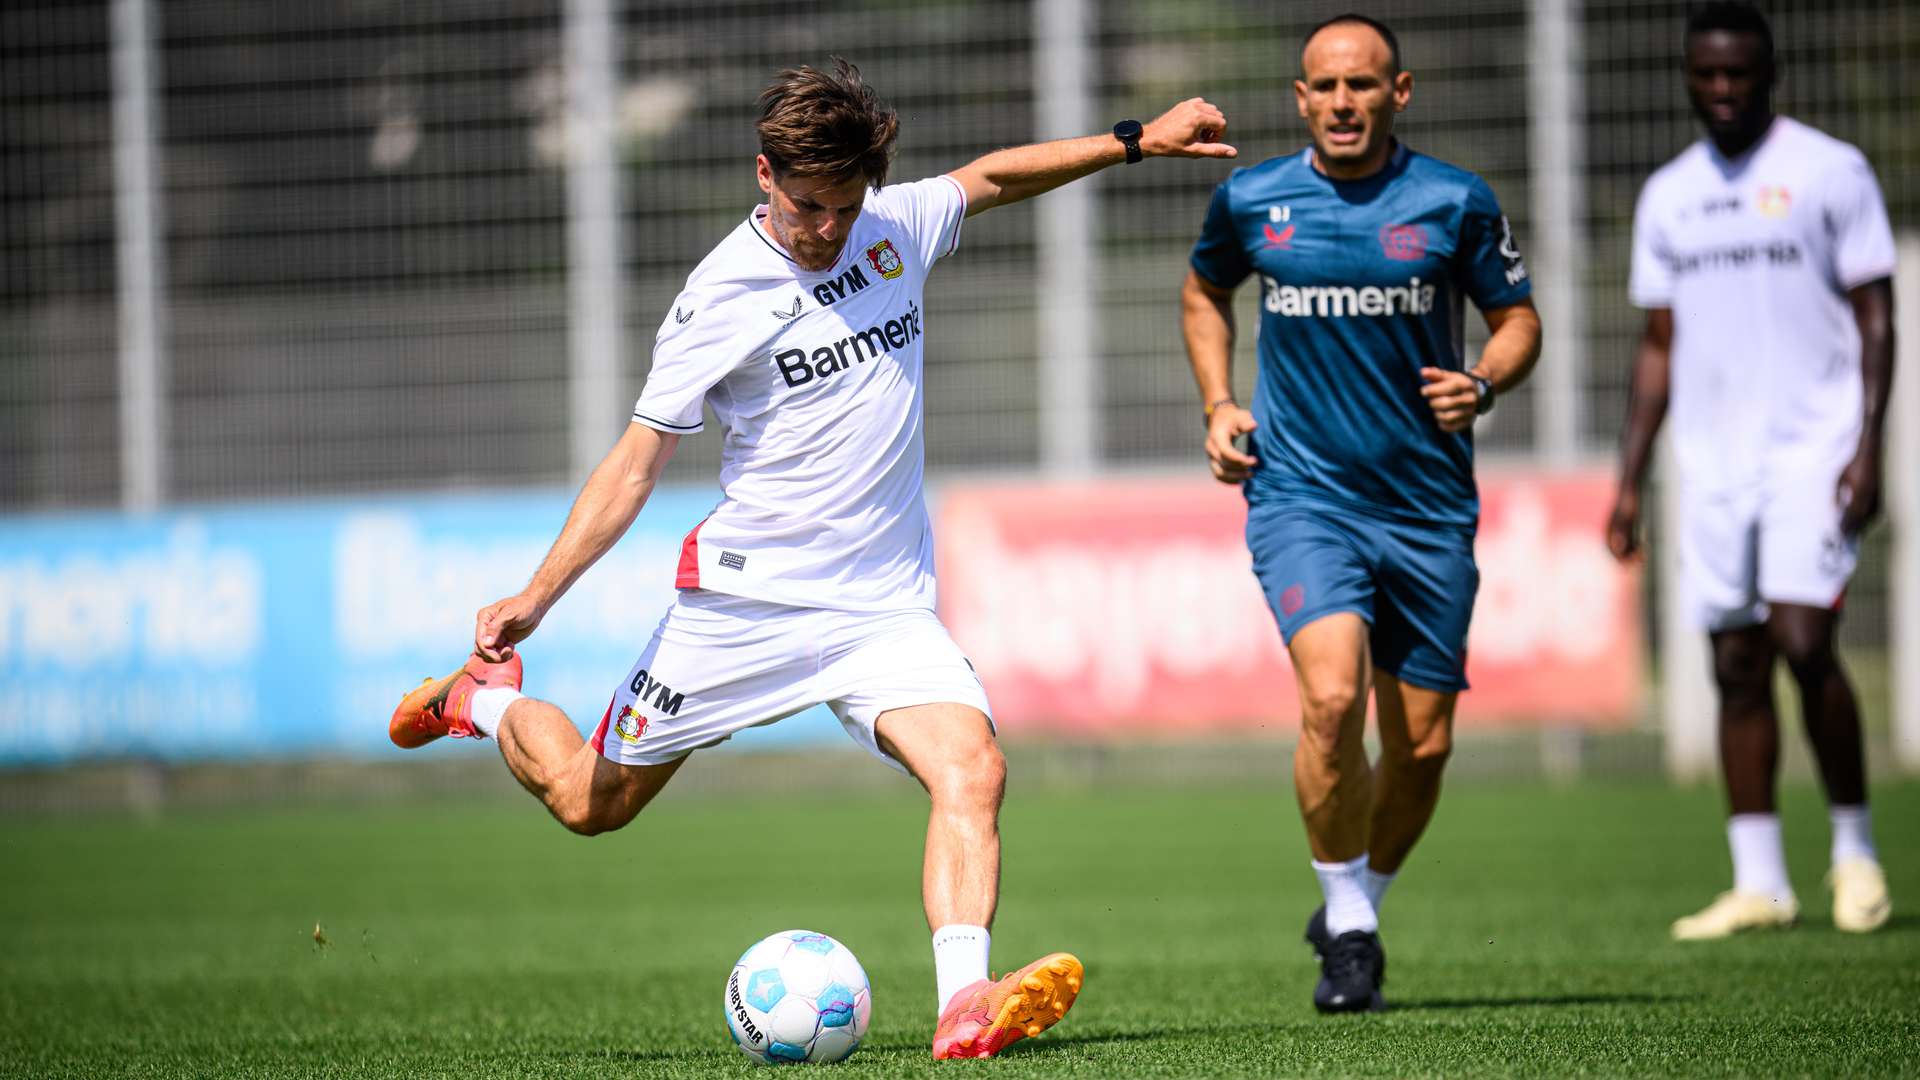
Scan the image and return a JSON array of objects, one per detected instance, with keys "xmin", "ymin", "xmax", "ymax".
[
  {"xmin": 590, "ymin": 588, "xmax": 992, "ymax": 772},
  {"xmin": 1679, "ymin": 463, "xmax": 1859, "ymax": 631}
]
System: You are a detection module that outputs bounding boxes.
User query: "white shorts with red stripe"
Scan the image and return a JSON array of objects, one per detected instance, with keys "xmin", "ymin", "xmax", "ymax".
[
  {"xmin": 590, "ymin": 588, "xmax": 993, "ymax": 772},
  {"xmin": 1679, "ymin": 462, "xmax": 1860, "ymax": 631}
]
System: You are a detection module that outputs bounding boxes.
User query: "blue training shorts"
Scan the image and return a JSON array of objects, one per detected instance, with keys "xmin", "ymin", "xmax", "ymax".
[{"xmin": 1246, "ymin": 500, "xmax": 1478, "ymax": 692}]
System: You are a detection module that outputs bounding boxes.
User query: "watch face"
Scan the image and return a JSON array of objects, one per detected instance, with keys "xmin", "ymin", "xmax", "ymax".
[{"xmin": 1114, "ymin": 119, "xmax": 1143, "ymax": 140}]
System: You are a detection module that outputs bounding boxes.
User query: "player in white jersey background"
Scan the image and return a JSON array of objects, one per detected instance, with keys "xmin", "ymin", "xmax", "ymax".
[
  {"xmin": 1607, "ymin": 2, "xmax": 1896, "ymax": 940},
  {"xmin": 389, "ymin": 58, "xmax": 1235, "ymax": 1058}
]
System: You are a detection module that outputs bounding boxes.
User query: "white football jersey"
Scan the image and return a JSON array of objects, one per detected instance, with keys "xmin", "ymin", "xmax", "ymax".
[
  {"xmin": 633, "ymin": 175, "xmax": 967, "ymax": 611},
  {"xmin": 1630, "ymin": 117, "xmax": 1895, "ymax": 494}
]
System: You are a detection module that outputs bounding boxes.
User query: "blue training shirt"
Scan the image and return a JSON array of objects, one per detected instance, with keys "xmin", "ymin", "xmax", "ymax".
[{"xmin": 1188, "ymin": 143, "xmax": 1532, "ymax": 528}]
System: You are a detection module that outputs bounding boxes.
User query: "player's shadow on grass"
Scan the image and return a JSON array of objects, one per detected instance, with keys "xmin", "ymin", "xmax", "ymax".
[{"xmin": 1389, "ymin": 992, "xmax": 1674, "ymax": 1011}]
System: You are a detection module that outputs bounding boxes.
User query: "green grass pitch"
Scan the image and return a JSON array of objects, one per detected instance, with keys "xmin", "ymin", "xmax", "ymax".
[{"xmin": 3, "ymin": 772, "xmax": 1916, "ymax": 1077}]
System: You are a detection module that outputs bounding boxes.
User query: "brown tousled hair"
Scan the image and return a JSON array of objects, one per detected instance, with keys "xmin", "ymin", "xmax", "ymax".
[{"xmin": 756, "ymin": 58, "xmax": 899, "ymax": 188}]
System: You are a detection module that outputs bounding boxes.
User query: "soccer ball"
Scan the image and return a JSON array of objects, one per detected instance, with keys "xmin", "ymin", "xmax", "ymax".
[{"xmin": 724, "ymin": 929, "xmax": 872, "ymax": 1065}]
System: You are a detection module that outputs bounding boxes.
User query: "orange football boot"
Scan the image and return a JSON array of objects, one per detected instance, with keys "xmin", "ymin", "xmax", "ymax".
[
  {"xmin": 931, "ymin": 952, "xmax": 1083, "ymax": 1060},
  {"xmin": 389, "ymin": 652, "xmax": 523, "ymax": 748}
]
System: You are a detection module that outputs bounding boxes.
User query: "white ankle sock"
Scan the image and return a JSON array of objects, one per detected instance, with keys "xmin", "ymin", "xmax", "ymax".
[
  {"xmin": 1728, "ymin": 814, "xmax": 1794, "ymax": 902},
  {"xmin": 1829, "ymin": 804, "xmax": 1877, "ymax": 864},
  {"xmin": 1313, "ymin": 855, "xmax": 1378, "ymax": 935},
  {"xmin": 468, "ymin": 687, "xmax": 523, "ymax": 737},
  {"xmin": 1361, "ymin": 865, "xmax": 1397, "ymax": 911},
  {"xmin": 931, "ymin": 924, "xmax": 990, "ymax": 1013}
]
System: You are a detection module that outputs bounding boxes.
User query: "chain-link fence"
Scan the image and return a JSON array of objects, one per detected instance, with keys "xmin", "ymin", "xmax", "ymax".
[{"xmin": 4, "ymin": 1, "xmax": 1916, "ymax": 726}]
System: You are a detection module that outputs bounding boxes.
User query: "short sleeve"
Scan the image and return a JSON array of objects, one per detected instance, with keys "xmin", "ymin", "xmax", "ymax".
[
  {"xmin": 1827, "ymin": 152, "xmax": 1896, "ymax": 289},
  {"xmin": 875, "ymin": 175, "xmax": 968, "ymax": 269},
  {"xmin": 1188, "ymin": 181, "xmax": 1253, "ymax": 290},
  {"xmin": 1455, "ymin": 177, "xmax": 1532, "ymax": 310},
  {"xmin": 1628, "ymin": 179, "xmax": 1674, "ymax": 309},
  {"xmin": 632, "ymin": 289, "xmax": 741, "ymax": 434}
]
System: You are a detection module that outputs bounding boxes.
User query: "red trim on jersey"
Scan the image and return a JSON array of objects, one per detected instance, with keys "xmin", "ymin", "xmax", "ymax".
[
  {"xmin": 588, "ymin": 697, "xmax": 614, "ymax": 755},
  {"xmin": 676, "ymin": 517, "xmax": 708, "ymax": 588}
]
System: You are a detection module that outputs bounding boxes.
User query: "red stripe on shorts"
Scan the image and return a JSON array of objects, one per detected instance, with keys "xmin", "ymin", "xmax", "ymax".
[
  {"xmin": 588, "ymin": 698, "xmax": 614, "ymax": 755},
  {"xmin": 675, "ymin": 517, "xmax": 707, "ymax": 588}
]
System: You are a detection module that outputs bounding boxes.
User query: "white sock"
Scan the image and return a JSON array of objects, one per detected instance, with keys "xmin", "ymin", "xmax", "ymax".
[
  {"xmin": 931, "ymin": 924, "xmax": 990, "ymax": 1013},
  {"xmin": 1728, "ymin": 814, "xmax": 1795, "ymax": 902},
  {"xmin": 1361, "ymin": 865, "xmax": 1397, "ymax": 911},
  {"xmin": 1829, "ymin": 804, "xmax": 1877, "ymax": 865},
  {"xmin": 1313, "ymin": 855, "xmax": 1378, "ymax": 935},
  {"xmin": 468, "ymin": 687, "xmax": 523, "ymax": 738}
]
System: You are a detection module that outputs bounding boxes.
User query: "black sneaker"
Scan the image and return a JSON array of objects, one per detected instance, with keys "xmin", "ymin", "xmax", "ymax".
[
  {"xmin": 1312, "ymin": 929, "xmax": 1386, "ymax": 1013},
  {"xmin": 1304, "ymin": 904, "xmax": 1331, "ymax": 958}
]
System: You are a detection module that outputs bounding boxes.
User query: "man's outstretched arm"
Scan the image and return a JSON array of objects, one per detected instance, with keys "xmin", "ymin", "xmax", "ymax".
[
  {"xmin": 475, "ymin": 421, "xmax": 680, "ymax": 658},
  {"xmin": 946, "ymin": 98, "xmax": 1234, "ymax": 218}
]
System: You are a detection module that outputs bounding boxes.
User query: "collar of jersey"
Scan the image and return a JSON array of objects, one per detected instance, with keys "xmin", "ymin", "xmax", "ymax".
[
  {"xmin": 1302, "ymin": 140, "xmax": 1410, "ymax": 186},
  {"xmin": 748, "ymin": 205, "xmax": 861, "ymax": 277}
]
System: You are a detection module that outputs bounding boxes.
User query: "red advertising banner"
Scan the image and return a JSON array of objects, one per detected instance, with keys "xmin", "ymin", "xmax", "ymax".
[{"xmin": 934, "ymin": 469, "xmax": 1641, "ymax": 735}]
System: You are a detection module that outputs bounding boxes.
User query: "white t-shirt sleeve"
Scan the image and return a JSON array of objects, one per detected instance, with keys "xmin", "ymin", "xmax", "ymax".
[
  {"xmin": 1628, "ymin": 178, "xmax": 1674, "ymax": 309},
  {"xmin": 632, "ymin": 288, "xmax": 742, "ymax": 434},
  {"xmin": 1826, "ymin": 151, "xmax": 1896, "ymax": 290},
  {"xmin": 875, "ymin": 175, "xmax": 968, "ymax": 269}
]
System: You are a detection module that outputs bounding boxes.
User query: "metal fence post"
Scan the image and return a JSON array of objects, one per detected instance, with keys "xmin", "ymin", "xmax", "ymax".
[
  {"xmin": 112, "ymin": 0, "xmax": 166, "ymax": 510},
  {"xmin": 566, "ymin": 0, "xmax": 624, "ymax": 479},
  {"xmin": 1527, "ymin": 0, "xmax": 1585, "ymax": 467},
  {"xmin": 1892, "ymin": 234, "xmax": 1920, "ymax": 771},
  {"xmin": 1033, "ymin": 0, "xmax": 1097, "ymax": 475}
]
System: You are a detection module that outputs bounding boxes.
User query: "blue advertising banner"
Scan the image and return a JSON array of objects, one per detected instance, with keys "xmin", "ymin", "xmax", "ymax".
[{"xmin": 0, "ymin": 489, "xmax": 846, "ymax": 764}]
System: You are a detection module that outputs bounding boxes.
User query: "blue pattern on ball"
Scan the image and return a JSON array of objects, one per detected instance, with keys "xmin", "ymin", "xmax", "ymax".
[
  {"xmin": 744, "ymin": 968, "xmax": 787, "ymax": 1012},
  {"xmin": 789, "ymin": 932, "xmax": 836, "ymax": 955},
  {"xmin": 816, "ymin": 983, "xmax": 856, "ymax": 1028},
  {"xmin": 768, "ymin": 1041, "xmax": 809, "ymax": 1062}
]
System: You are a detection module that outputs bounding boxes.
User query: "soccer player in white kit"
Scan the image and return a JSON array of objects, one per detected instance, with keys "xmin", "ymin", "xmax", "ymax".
[
  {"xmin": 1607, "ymin": 3, "xmax": 1896, "ymax": 940},
  {"xmin": 389, "ymin": 59, "xmax": 1235, "ymax": 1057}
]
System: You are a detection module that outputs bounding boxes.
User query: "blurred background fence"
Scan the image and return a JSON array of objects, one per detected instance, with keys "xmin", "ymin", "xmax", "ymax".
[{"xmin": 4, "ymin": 0, "xmax": 1918, "ymax": 784}]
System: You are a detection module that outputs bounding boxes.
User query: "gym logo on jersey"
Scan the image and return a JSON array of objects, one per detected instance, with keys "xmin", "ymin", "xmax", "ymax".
[
  {"xmin": 773, "ymin": 300, "xmax": 923, "ymax": 388},
  {"xmin": 1756, "ymin": 186, "xmax": 1793, "ymax": 218},
  {"xmin": 1379, "ymin": 224, "xmax": 1427, "ymax": 261},
  {"xmin": 1261, "ymin": 274, "xmax": 1435, "ymax": 317},
  {"xmin": 812, "ymin": 262, "xmax": 871, "ymax": 307},
  {"xmin": 1497, "ymin": 215, "xmax": 1528, "ymax": 285},
  {"xmin": 772, "ymin": 296, "xmax": 803, "ymax": 321},
  {"xmin": 865, "ymin": 238, "xmax": 905, "ymax": 280},
  {"xmin": 673, "ymin": 306, "xmax": 694, "ymax": 324},
  {"xmin": 628, "ymin": 668, "xmax": 685, "ymax": 718},
  {"xmin": 614, "ymin": 704, "xmax": 648, "ymax": 743}
]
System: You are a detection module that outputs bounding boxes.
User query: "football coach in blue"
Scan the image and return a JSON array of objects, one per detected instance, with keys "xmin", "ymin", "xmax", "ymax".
[{"xmin": 1179, "ymin": 13, "xmax": 1542, "ymax": 1013}]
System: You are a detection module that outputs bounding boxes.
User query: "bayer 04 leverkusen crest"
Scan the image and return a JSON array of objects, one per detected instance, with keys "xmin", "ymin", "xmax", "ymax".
[{"xmin": 865, "ymin": 238, "xmax": 905, "ymax": 280}]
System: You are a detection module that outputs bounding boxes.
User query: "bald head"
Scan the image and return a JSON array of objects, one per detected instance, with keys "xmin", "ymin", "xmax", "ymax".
[{"xmin": 1301, "ymin": 14, "xmax": 1400, "ymax": 78}]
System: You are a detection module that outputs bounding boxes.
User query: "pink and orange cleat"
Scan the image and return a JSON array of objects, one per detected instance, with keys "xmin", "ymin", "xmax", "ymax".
[
  {"xmin": 931, "ymin": 952, "xmax": 1083, "ymax": 1060},
  {"xmin": 389, "ymin": 652, "xmax": 522, "ymax": 749}
]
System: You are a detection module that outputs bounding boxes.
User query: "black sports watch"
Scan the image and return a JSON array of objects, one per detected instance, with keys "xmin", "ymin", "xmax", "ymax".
[
  {"xmin": 1113, "ymin": 119, "xmax": 1144, "ymax": 164},
  {"xmin": 1471, "ymin": 374, "xmax": 1497, "ymax": 415}
]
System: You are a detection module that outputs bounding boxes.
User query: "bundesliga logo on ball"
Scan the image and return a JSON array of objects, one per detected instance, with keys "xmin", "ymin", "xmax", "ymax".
[{"xmin": 725, "ymin": 930, "xmax": 872, "ymax": 1064}]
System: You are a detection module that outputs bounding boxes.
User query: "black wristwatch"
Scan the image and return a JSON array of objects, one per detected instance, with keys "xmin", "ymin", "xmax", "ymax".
[
  {"xmin": 1471, "ymin": 374, "xmax": 1497, "ymax": 415},
  {"xmin": 1113, "ymin": 119, "xmax": 1143, "ymax": 164}
]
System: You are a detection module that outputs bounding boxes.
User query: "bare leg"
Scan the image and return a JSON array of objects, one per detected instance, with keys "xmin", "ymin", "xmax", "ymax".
[
  {"xmin": 1767, "ymin": 603, "xmax": 1868, "ymax": 807},
  {"xmin": 1711, "ymin": 626, "xmax": 1779, "ymax": 815},
  {"xmin": 873, "ymin": 702, "xmax": 1005, "ymax": 930},
  {"xmin": 1287, "ymin": 613, "xmax": 1373, "ymax": 863},
  {"xmin": 496, "ymin": 698, "xmax": 685, "ymax": 835},
  {"xmin": 1367, "ymin": 673, "xmax": 1456, "ymax": 873}
]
